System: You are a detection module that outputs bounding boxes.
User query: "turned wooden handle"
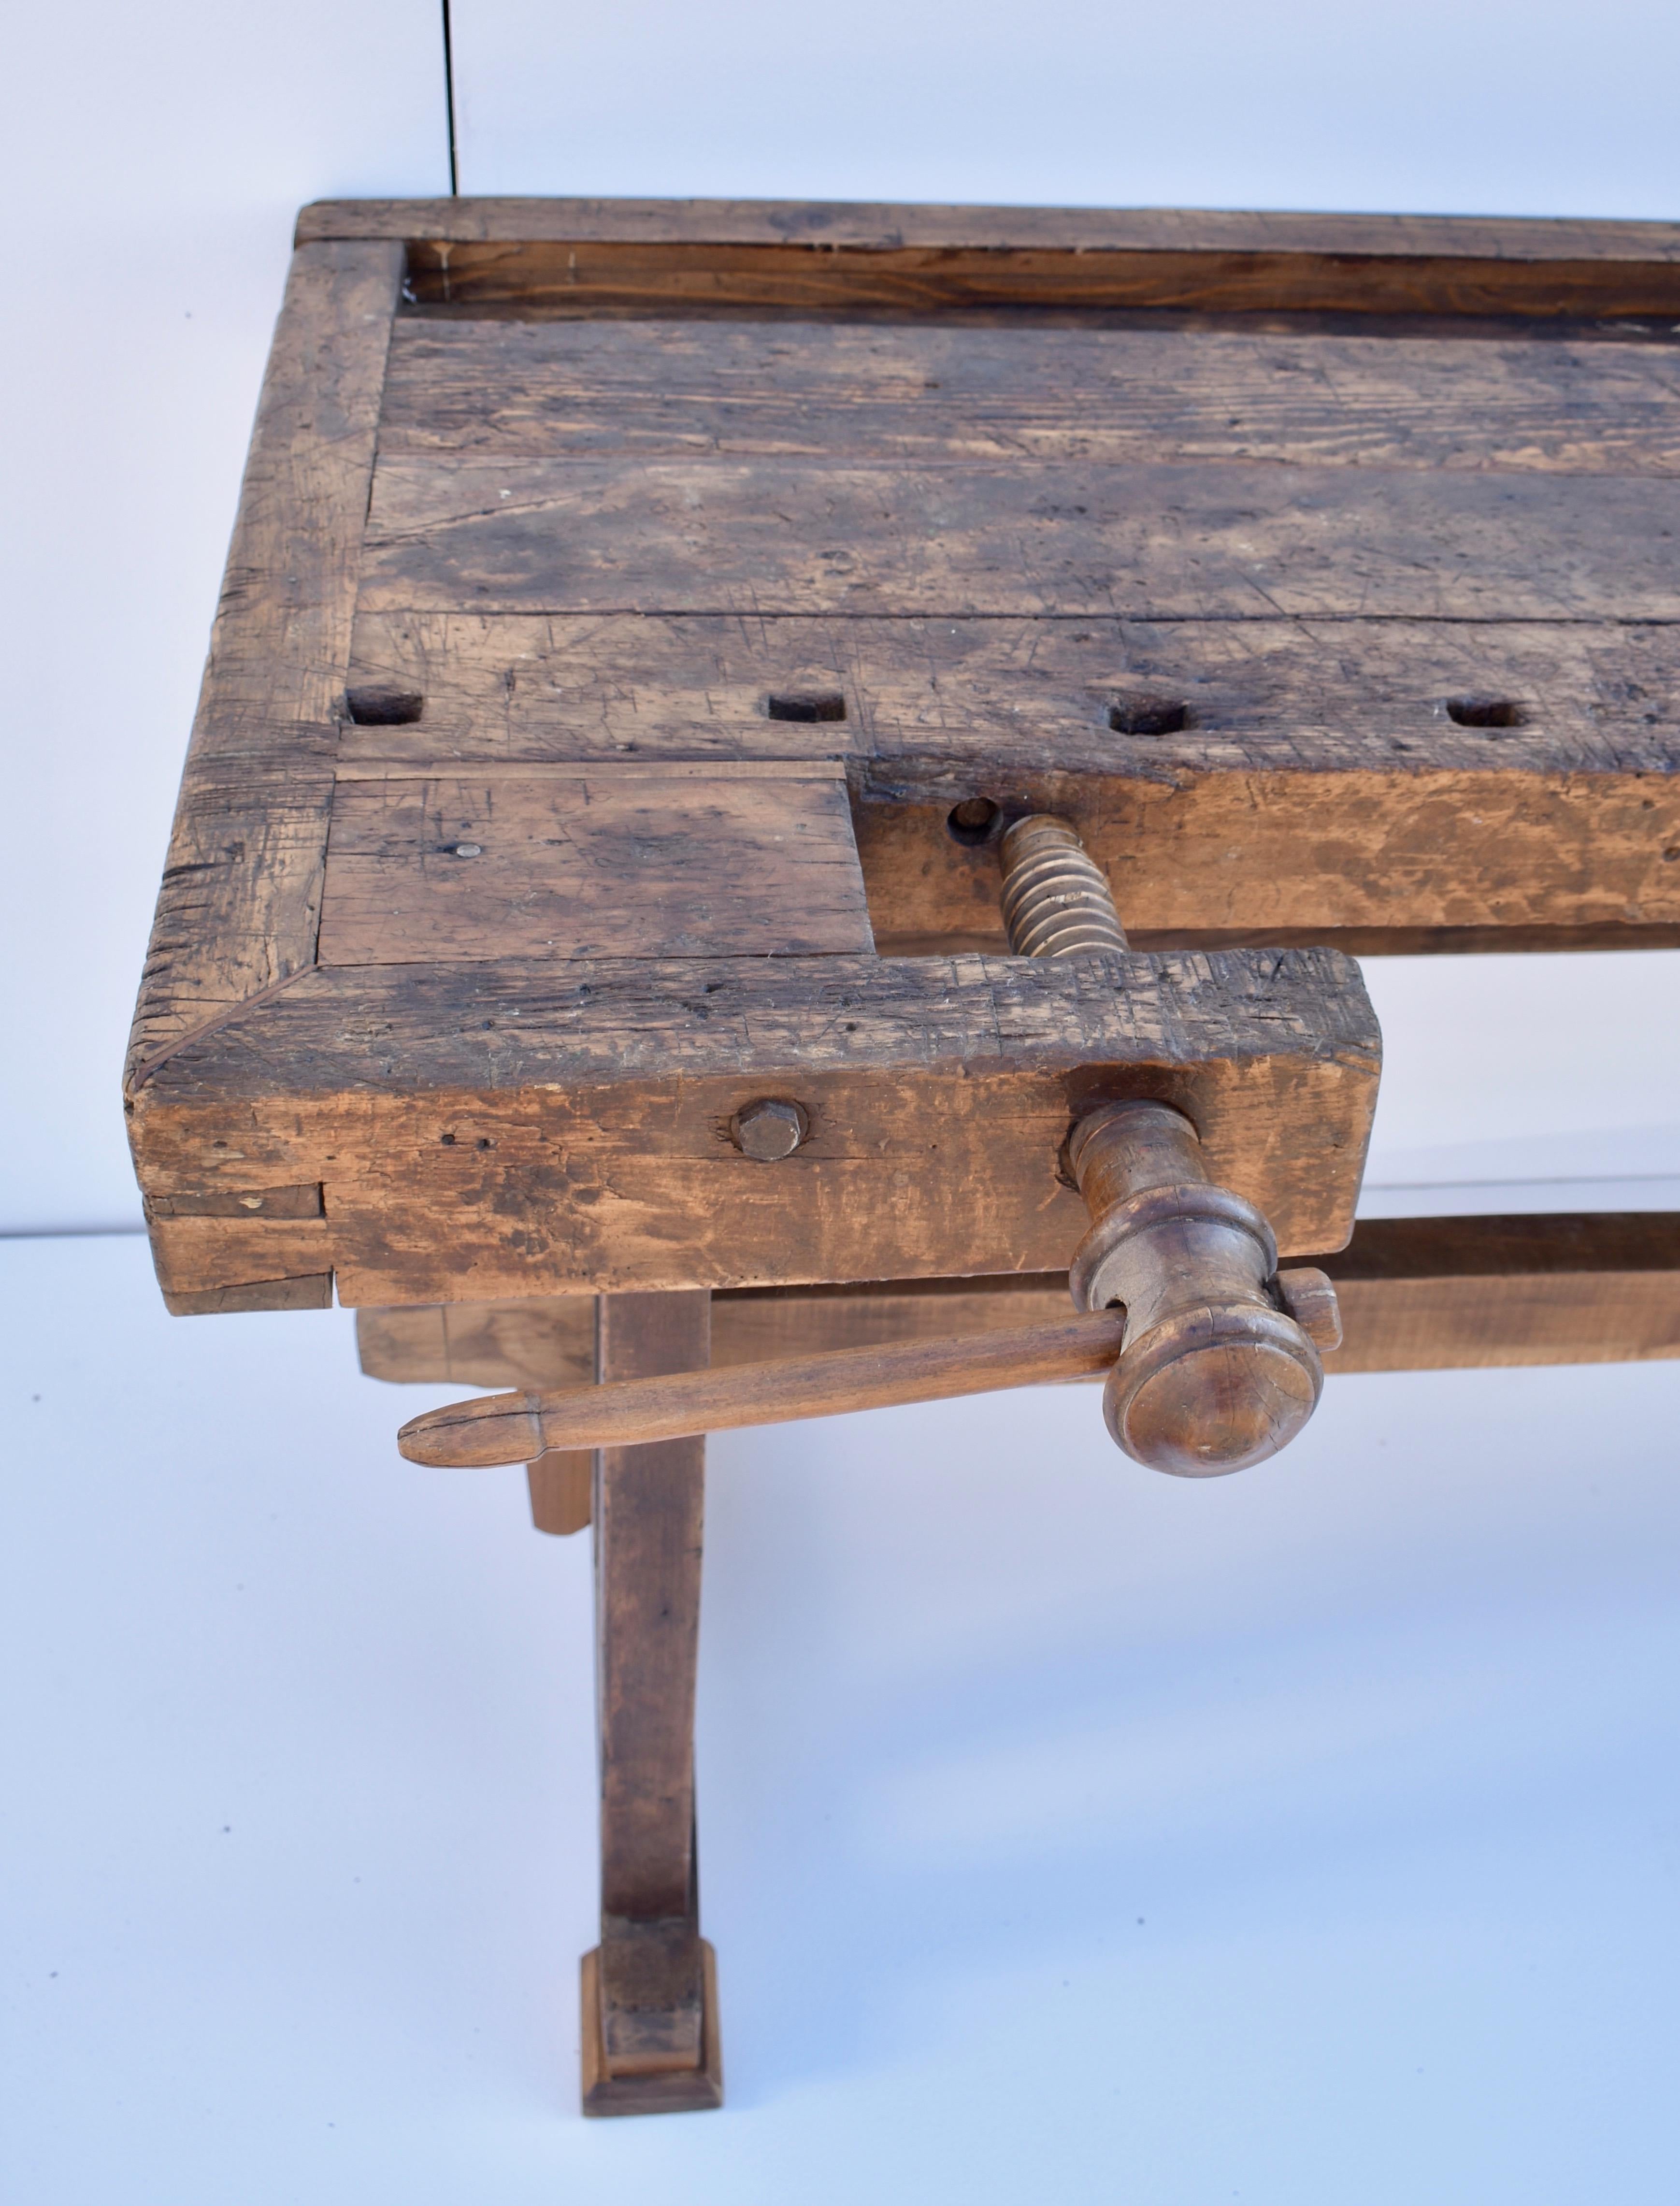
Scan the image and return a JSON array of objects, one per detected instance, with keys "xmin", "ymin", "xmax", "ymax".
[{"xmin": 397, "ymin": 1310, "xmax": 1129, "ymax": 1468}]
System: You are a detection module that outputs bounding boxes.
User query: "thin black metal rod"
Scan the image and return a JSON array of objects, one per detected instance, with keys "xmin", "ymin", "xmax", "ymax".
[{"xmin": 441, "ymin": 0, "xmax": 460, "ymax": 196}]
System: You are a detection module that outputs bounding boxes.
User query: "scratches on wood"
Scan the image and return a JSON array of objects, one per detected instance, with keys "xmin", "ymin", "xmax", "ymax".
[
  {"xmin": 358, "ymin": 454, "xmax": 1680, "ymax": 623},
  {"xmin": 377, "ymin": 316, "xmax": 1680, "ymax": 475},
  {"xmin": 129, "ymin": 949, "xmax": 1379, "ymax": 1298},
  {"xmin": 317, "ymin": 766, "xmax": 874, "ymax": 963},
  {"xmin": 125, "ymin": 239, "xmax": 404, "ymax": 1091}
]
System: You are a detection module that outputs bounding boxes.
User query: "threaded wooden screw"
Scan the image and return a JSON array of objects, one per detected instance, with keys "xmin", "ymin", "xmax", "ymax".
[{"xmin": 998, "ymin": 816, "xmax": 1128, "ymax": 957}]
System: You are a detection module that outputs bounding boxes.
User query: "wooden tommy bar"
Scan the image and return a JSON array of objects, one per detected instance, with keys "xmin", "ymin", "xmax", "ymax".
[{"xmin": 128, "ymin": 197, "xmax": 1680, "ymax": 2113}]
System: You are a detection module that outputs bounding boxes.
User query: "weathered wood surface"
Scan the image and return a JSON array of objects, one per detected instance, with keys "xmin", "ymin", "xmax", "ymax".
[
  {"xmin": 378, "ymin": 316, "xmax": 1680, "ymax": 472},
  {"xmin": 581, "ymin": 1941, "xmax": 722, "ymax": 2117},
  {"xmin": 319, "ymin": 763, "xmax": 872, "ymax": 964},
  {"xmin": 360, "ymin": 1215, "xmax": 1680, "ymax": 1385},
  {"xmin": 342, "ymin": 609, "xmax": 1680, "ymax": 953},
  {"xmin": 151, "ymin": 1214, "xmax": 333, "ymax": 1317},
  {"xmin": 360, "ymin": 1297, "xmax": 595, "ymax": 1388},
  {"xmin": 359, "ymin": 454, "xmax": 1680, "ymax": 623},
  {"xmin": 298, "ymin": 200, "xmax": 1680, "ymax": 320},
  {"xmin": 133, "ymin": 948, "xmax": 1378, "ymax": 1304},
  {"xmin": 343, "ymin": 610, "xmax": 1680, "ymax": 768},
  {"xmin": 125, "ymin": 240, "xmax": 404, "ymax": 1091},
  {"xmin": 129, "ymin": 203, "xmax": 1680, "ymax": 1324},
  {"xmin": 399, "ymin": 1309, "xmax": 1131, "ymax": 1464},
  {"xmin": 589, "ymin": 1292, "xmax": 718, "ymax": 2103},
  {"xmin": 299, "ymin": 199, "xmax": 1680, "ymax": 259}
]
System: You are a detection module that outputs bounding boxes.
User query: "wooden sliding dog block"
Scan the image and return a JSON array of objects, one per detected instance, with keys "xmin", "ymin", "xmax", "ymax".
[{"xmin": 319, "ymin": 762, "xmax": 872, "ymax": 964}]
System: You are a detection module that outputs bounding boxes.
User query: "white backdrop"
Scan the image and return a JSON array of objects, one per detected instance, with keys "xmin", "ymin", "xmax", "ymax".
[{"xmin": 5, "ymin": 0, "xmax": 1680, "ymax": 1232}]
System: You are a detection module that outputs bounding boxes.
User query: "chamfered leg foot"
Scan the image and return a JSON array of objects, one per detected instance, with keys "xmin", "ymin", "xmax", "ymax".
[{"xmin": 580, "ymin": 1938, "xmax": 723, "ymax": 2117}]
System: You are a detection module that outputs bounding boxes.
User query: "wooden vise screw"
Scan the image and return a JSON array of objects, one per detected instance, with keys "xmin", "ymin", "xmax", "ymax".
[
  {"xmin": 399, "ymin": 817, "xmax": 1341, "ymax": 1480},
  {"xmin": 1005, "ymin": 817, "xmax": 1341, "ymax": 1474}
]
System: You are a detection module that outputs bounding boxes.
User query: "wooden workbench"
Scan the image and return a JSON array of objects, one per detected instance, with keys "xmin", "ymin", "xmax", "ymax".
[{"xmin": 128, "ymin": 199, "xmax": 1680, "ymax": 2112}]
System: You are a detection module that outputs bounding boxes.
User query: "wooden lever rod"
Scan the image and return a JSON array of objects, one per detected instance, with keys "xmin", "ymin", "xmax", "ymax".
[{"xmin": 397, "ymin": 1310, "xmax": 1129, "ymax": 1469}]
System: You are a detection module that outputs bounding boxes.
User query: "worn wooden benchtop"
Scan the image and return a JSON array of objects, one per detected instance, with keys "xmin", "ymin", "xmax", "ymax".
[{"xmin": 127, "ymin": 200, "xmax": 1680, "ymax": 1318}]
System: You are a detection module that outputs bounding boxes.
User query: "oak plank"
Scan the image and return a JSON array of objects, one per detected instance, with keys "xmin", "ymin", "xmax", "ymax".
[
  {"xmin": 857, "ymin": 768, "xmax": 1680, "ymax": 952},
  {"xmin": 359, "ymin": 455, "xmax": 1680, "ymax": 622},
  {"xmin": 377, "ymin": 316, "xmax": 1680, "ymax": 475},
  {"xmin": 317, "ymin": 765, "xmax": 873, "ymax": 964},
  {"xmin": 129, "ymin": 949, "xmax": 1378, "ymax": 1299},
  {"xmin": 126, "ymin": 240, "xmax": 403, "ymax": 1089}
]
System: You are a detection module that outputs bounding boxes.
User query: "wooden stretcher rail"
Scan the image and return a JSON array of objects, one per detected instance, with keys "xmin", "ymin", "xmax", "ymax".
[{"xmin": 358, "ymin": 1213, "xmax": 1680, "ymax": 1388}]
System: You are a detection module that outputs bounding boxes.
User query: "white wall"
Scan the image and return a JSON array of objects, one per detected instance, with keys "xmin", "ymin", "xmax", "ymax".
[
  {"xmin": 452, "ymin": 0, "xmax": 1680, "ymax": 217},
  {"xmin": 6, "ymin": 0, "xmax": 1680, "ymax": 1232},
  {"xmin": 2, "ymin": 0, "xmax": 445, "ymax": 1234}
]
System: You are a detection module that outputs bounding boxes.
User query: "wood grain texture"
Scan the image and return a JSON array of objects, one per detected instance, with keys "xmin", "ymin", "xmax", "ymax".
[
  {"xmin": 299, "ymin": 198, "xmax": 1680, "ymax": 261},
  {"xmin": 294, "ymin": 201, "xmax": 1680, "ymax": 320},
  {"xmin": 360, "ymin": 1215, "xmax": 1680, "ymax": 1385},
  {"xmin": 342, "ymin": 610, "xmax": 1680, "ymax": 952},
  {"xmin": 130, "ymin": 948, "xmax": 1378, "ymax": 1301},
  {"xmin": 359, "ymin": 1298, "xmax": 594, "ymax": 1387},
  {"xmin": 377, "ymin": 316, "xmax": 1680, "ymax": 474},
  {"xmin": 596, "ymin": 1291, "xmax": 709, "ymax": 1920},
  {"xmin": 318, "ymin": 764, "xmax": 873, "ymax": 963},
  {"xmin": 528, "ymin": 1449, "xmax": 593, "ymax": 1534},
  {"xmin": 400, "ymin": 1309, "xmax": 1130, "ymax": 1463},
  {"xmin": 593, "ymin": 1292, "xmax": 713, "ymax": 2090},
  {"xmin": 150, "ymin": 1215, "xmax": 332, "ymax": 1314},
  {"xmin": 343, "ymin": 610, "xmax": 1680, "ymax": 768},
  {"xmin": 359, "ymin": 453, "xmax": 1680, "ymax": 622},
  {"xmin": 125, "ymin": 241, "xmax": 403, "ymax": 1091},
  {"xmin": 581, "ymin": 1940, "xmax": 723, "ymax": 2117},
  {"xmin": 166, "ymin": 1274, "xmax": 334, "ymax": 1317}
]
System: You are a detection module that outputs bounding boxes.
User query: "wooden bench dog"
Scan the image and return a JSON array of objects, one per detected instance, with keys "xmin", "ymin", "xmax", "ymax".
[{"xmin": 128, "ymin": 196, "xmax": 1680, "ymax": 2112}]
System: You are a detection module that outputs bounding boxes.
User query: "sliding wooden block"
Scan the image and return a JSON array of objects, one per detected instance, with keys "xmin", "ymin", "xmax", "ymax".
[{"xmin": 319, "ymin": 762, "xmax": 873, "ymax": 965}]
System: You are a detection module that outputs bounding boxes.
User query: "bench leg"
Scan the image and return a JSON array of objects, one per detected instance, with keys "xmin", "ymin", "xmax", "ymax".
[{"xmin": 581, "ymin": 1290, "xmax": 723, "ymax": 2117}]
